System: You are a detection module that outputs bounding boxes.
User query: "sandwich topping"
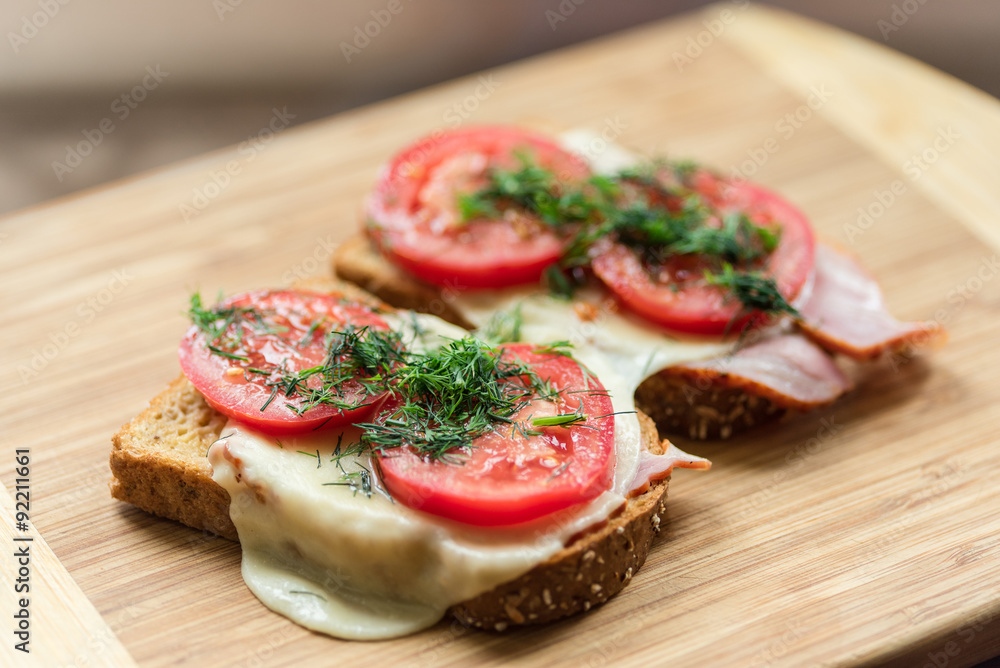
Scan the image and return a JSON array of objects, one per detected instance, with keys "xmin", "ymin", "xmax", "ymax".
[
  {"xmin": 182, "ymin": 290, "xmax": 621, "ymax": 525},
  {"xmin": 365, "ymin": 125, "xmax": 812, "ymax": 337},
  {"xmin": 365, "ymin": 126, "xmax": 943, "ymax": 413},
  {"xmin": 373, "ymin": 342, "xmax": 618, "ymax": 526},
  {"xmin": 178, "ymin": 289, "xmax": 397, "ymax": 434},
  {"xmin": 365, "ymin": 125, "xmax": 591, "ymax": 288},
  {"xmin": 186, "ymin": 291, "xmax": 709, "ymax": 639}
]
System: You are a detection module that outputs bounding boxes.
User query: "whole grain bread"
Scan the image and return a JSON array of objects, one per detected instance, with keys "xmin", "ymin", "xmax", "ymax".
[
  {"xmin": 333, "ymin": 234, "xmax": 781, "ymax": 439},
  {"xmin": 110, "ymin": 278, "xmax": 679, "ymax": 629},
  {"xmin": 111, "ymin": 374, "xmax": 235, "ymax": 538},
  {"xmin": 453, "ymin": 412, "xmax": 670, "ymax": 629}
]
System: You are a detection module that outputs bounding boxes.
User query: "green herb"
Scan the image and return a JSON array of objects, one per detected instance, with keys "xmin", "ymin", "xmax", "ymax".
[
  {"xmin": 297, "ymin": 316, "xmax": 326, "ymax": 347},
  {"xmin": 206, "ymin": 346, "xmax": 249, "ymax": 362},
  {"xmin": 324, "ymin": 464, "xmax": 374, "ymax": 498},
  {"xmin": 190, "ymin": 295, "xmax": 591, "ymax": 463},
  {"xmin": 531, "ymin": 411, "xmax": 587, "ymax": 427},
  {"xmin": 479, "ymin": 303, "xmax": 523, "ymax": 343},
  {"xmin": 188, "ymin": 292, "xmax": 266, "ymax": 347},
  {"xmin": 258, "ymin": 325, "xmax": 405, "ymax": 417},
  {"xmin": 457, "ymin": 155, "xmax": 792, "ymax": 317},
  {"xmin": 458, "ymin": 153, "xmax": 598, "ymax": 227},
  {"xmin": 563, "ymin": 193, "xmax": 777, "ymax": 269},
  {"xmin": 543, "ymin": 264, "xmax": 578, "ymax": 300},
  {"xmin": 189, "ymin": 294, "xmax": 403, "ymax": 416},
  {"xmin": 533, "ymin": 340, "xmax": 574, "ymax": 357},
  {"xmin": 288, "ymin": 590, "xmax": 327, "ymax": 601},
  {"xmin": 546, "ymin": 460, "xmax": 571, "ymax": 482},
  {"xmin": 356, "ymin": 337, "xmax": 569, "ymax": 462},
  {"xmin": 705, "ymin": 264, "xmax": 799, "ymax": 318}
]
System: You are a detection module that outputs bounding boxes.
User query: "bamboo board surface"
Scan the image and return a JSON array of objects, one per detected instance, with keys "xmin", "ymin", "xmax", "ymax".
[{"xmin": 3, "ymin": 5, "xmax": 1000, "ymax": 667}]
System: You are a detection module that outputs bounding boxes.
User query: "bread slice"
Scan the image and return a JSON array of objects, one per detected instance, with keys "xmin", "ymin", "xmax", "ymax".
[
  {"xmin": 111, "ymin": 374, "xmax": 235, "ymax": 539},
  {"xmin": 333, "ymin": 234, "xmax": 782, "ymax": 439},
  {"xmin": 110, "ymin": 279, "xmax": 678, "ymax": 629}
]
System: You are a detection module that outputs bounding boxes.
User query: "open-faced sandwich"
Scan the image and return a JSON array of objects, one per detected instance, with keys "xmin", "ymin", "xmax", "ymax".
[
  {"xmin": 110, "ymin": 278, "xmax": 710, "ymax": 639},
  {"xmin": 335, "ymin": 125, "xmax": 945, "ymax": 440},
  {"xmin": 110, "ymin": 124, "xmax": 943, "ymax": 642}
]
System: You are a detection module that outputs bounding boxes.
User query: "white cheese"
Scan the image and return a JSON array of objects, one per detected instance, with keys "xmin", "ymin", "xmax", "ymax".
[
  {"xmin": 211, "ymin": 422, "xmax": 624, "ymax": 639},
  {"xmin": 209, "ymin": 312, "xmax": 643, "ymax": 639}
]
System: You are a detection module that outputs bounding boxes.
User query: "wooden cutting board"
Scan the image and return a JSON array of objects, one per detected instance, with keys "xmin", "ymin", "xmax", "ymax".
[{"xmin": 3, "ymin": 4, "xmax": 1000, "ymax": 666}]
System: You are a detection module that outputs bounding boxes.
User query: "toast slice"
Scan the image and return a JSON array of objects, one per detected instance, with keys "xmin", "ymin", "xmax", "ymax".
[
  {"xmin": 333, "ymin": 234, "xmax": 784, "ymax": 440},
  {"xmin": 111, "ymin": 373, "xmax": 236, "ymax": 538},
  {"xmin": 110, "ymin": 278, "xmax": 679, "ymax": 628}
]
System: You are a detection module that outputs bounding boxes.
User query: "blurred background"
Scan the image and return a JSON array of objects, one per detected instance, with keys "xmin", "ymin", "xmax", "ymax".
[{"xmin": 1, "ymin": 0, "xmax": 997, "ymax": 216}]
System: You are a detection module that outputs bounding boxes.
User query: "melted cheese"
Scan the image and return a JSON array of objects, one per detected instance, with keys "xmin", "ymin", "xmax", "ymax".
[
  {"xmin": 457, "ymin": 287, "xmax": 730, "ymax": 490},
  {"xmin": 211, "ymin": 421, "xmax": 624, "ymax": 639},
  {"xmin": 208, "ymin": 132, "xmax": 733, "ymax": 640}
]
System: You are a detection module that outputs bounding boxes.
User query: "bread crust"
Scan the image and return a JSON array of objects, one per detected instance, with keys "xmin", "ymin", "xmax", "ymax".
[
  {"xmin": 111, "ymin": 375, "xmax": 236, "ymax": 539},
  {"xmin": 634, "ymin": 371, "xmax": 785, "ymax": 441},
  {"xmin": 452, "ymin": 412, "xmax": 669, "ymax": 629},
  {"xmin": 334, "ymin": 235, "xmax": 474, "ymax": 329},
  {"xmin": 333, "ymin": 234, "xmax": 781, "ymax": 440}
]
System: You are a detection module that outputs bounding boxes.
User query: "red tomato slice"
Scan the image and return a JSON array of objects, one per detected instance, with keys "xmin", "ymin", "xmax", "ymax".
[
  {"xmin": 592, "ymin": 171, "xmax": 815, "ymax": 336},
  {"xmin": 178, "ymin": 289, "xmax": 394, "ymax": 435},
  {"xmin": 366, "ymin": 126, "xmax": 592, "ymax": 289},
  {"xmin": 375, "ymin": 344, "xmax": 616, "ymax": 526}
]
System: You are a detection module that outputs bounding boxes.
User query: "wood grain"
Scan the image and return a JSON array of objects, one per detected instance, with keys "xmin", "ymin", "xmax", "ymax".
[
  {"xmin": 1, "ymin": 485, "xmax": 138, "ymax": 667},
  {"xmin": 2, "ymin": 4, "xmax": 1000, "ymax": 667}
]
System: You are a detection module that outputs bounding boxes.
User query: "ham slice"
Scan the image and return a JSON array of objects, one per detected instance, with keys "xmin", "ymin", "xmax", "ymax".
[
  {"xmin": 798, "ymin": 245, "xmax": 945, "ymax": 360},
  {"xmin": 667, "ymin": 333, "xmax": 853, "ymax": 411},
  {"xmin": 628, "ymin": 442, "xmax": 711, "ymax": 496}
]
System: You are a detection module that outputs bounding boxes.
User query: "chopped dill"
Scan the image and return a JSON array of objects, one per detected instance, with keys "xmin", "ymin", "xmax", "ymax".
[
  {"xmin": 456, "ymin": 155, "xmax": 793, "ymax": 317},
  {"xmin": 479, "ymin": 303, "xmax": 523, "ymax": 344},
  {"xmin": 297, "ymin": 316, "xmax": 326, "ymax": 347},
  {"xmin": 356, "ymin": 337, "xmax": 566, "ymax": 462},
  {"xmin": 531, "ymin": 411, "xmax": 588, "ymax": 427},
  {"xmin": 189, "ymin": 292, "xmax": 408, "ymax": 417},
  {"xmin": 190, "ymin": 294, "xmax": 596, "ymax": 464},
  {"xmin": 206, "ymin": 346, "xmax": 249, "ymax": 362},
  {"xmin": 288, "ymin": 590, "xmax": 328, "ymax": 601},
  {"xmin": 705, "ymin": 264, "xmax": 799, "ymax": 318},
  {"xmin": 324, "ymin": 465, "xmax": 374, "ymax": 498},
  {"xmin": 458, "ymin": 153, "xmax": 598, "ymax": 227},
  {"xmin": 546, "ymin": 461, "xmax": 571, "ymax": 482}
]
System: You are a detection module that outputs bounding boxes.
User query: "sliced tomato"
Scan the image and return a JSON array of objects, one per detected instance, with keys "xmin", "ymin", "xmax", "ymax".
[
  {"xmin": 178, "ymin": 289, "xmax": 394, "ymax": 435},
  {"xmin": 366, "ymin": 126, "xmax": 592, "ymax": 289},
  {"xmin": 375, "ymin": 344, "xmax": 616, "ymax": 526},
  {"xmin": 592, "ymin": 171, "xmax": 815, "ymax": 336}
]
